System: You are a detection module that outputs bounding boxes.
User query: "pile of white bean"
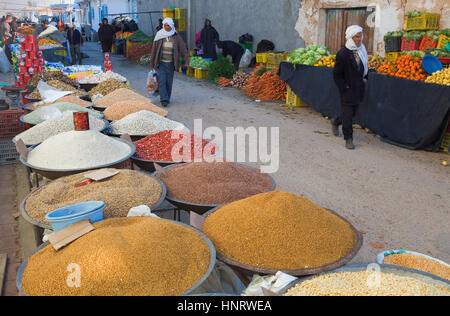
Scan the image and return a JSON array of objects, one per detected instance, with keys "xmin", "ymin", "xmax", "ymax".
[
  {"xmin": 14, "ymin": 111, "xmax": 107, "ymax": 146},
  {"xmin": 79, "ymin": 71, "xmax": 127, "ymax": 84}
]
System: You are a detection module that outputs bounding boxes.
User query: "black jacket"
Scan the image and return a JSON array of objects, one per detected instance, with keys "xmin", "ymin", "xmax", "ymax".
[
  {"xmin": 333, "ymin": 47, "xmax": 366, "ymax": 105},
  {"xmin": 217, "ymin": 41, "xmax": 244, "ymax": 59},
  {"xmin": 98, "ymin": 24, "xmax": 115, "ymax": 43},
  {"xmin": 67, "ymin": 29, "xmax": 83, "ymax": 45}
]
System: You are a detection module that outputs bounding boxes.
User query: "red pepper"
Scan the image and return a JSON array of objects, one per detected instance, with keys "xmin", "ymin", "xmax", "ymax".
[{"xmin": 134, "ymin": 130, "xmax": 217, "ymax": 162}]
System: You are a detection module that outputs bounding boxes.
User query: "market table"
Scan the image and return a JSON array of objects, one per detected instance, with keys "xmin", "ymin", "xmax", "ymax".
[{"xmin": 278, "ymin": 62, "xmax": 450, "ymax": 151}]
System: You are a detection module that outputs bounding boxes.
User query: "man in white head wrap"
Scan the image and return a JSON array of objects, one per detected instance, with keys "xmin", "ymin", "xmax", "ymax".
[
  {"xmin": 332, "ymin": 25, "xmax": 369, "ymax": 150},
  {"xmin": 149, "ymin": 18, "xmax": 189, "ymax": 107}
]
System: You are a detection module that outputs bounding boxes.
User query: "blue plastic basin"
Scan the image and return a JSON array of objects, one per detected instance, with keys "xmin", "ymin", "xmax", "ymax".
[
  {"xmin": 45, "ymin": 201, "xmax": 105, "ymax": 232},
  {"xmin": 203, "ymin": 58, "xmax": 213, "ymax": 62},
  {"xmin": 422, "ymin": 55, "xmax": 443, "ymax": 74}
]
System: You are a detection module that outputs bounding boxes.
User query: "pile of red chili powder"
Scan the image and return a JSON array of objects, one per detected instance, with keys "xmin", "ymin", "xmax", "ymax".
[{"xmin": 134, "ymin": 130, "xmax": 218, "ymax": 162}]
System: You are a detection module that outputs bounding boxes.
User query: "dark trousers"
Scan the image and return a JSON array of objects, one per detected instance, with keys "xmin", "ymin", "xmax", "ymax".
[
  {"xmin": 70, "ymin": 44, "xmax": 82, "ymax": 65},
  {"xmin": 232, "ymin": 52, "xmax": 244, "ymax": 70},
  {"xmin": 333, "ymin": 103, "xmax": 358, "ymax": 140},
  {"xmin": 158, "ymin": 61, "xmax": 174, "ymax": 102}
]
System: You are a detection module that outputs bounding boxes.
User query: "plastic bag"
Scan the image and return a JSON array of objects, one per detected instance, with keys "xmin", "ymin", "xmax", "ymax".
[
  {"xmin": 146, "ymin": 71, "xmax": 159, "ymax": 97},
  {"xmin": 127, "ymin": 205, "xmax": 159, "ymax": 218},
  {"xmin": 37, "ymin": 80, "xmax": 73, "ymax": 103},
  {"xmin": 239, "ymin": 49, "xmax": 253, "ymax": 68},
  {"xmin": 241, "ymin": 271, "xmax": 297, "ymax": 296},
  {"xmin": 0, "ymin": 47, "xmax": 11, "ymax": 73}
]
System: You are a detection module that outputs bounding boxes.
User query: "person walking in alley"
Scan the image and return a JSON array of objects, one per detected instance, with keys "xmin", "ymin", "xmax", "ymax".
[
  {"xmin": 67, "ymin": 25, "xmax": 83, "ymax": 65},
  {"xmin": 217, "ymin": 40, "xmax": 244, "ymax": 70},
  {"xmin": 200, "ymin": 19, "xmax": 219, "ymax": 60},
  {"xmin": 98, "ymin": 18, "xmax": 115, "ymax": 53},
  {"xmin": 1, "ymin": 15, "xmax": 14, "ymax": 63},
  {"xmin": 149, "ymin": 18, "xmax": 188, "ymax": 107},
  {"xmin": 332, "ymin": 25, "xmax": 368, "ymax": 150}
]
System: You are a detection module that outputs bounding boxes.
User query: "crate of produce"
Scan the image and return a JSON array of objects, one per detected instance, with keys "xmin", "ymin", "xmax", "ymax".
[
  {"xmin": 437, "ymin": 34, "xmax": 450, "ymax": 49},
  {"xmin": 405, "ymin": 13, "xmax": 440, "ymax": 31},
  {"xmin": 438, "ymin": 57, "xmax": 450, "ymax": 65},
  {"xmin": 286, "ymin": 87, "xmax": 307, "ymax": 108},
  {"xmin": 175, "ymin": 8, "xmax": 186, "ymax": 19},
  {"xmin": 385, "ymin": 52, "xmax": 400, "ymax": 62},
  {"xmin": 187, "ymin": 66, "xmax": 195, "ymax": 77},
  {"xmin": 194, "ymin": 68, "xmax": 208, "ymax": 80},
  {"xmin": 177, "ymin": 19, "xmax": 186, "ymax": 32},
  {"xmin": 238, "ymin": 42, "xmax": 253, "ymax": 53},
  {"xmin": 419, "ymin": 36, "xmax": 437, "ymax": 50},
  {"xmin": 440, "ymin": 133, "xmax": 450, "ymax": 153},
  {"xmin": 0, "ymin": 109, "xmax": 25, "ymax": 139},
  {"xmin": 0, "ymin": 139, "xmax": 20, "ymax": 165},
  {"xmin": 163, "ymin": 8, "xmax": 174, "ymax": 18},
  {"xmin": 385, "ymin": 37, "xmax": 402, "ymax": 52},
  {"xmin": 256, "ymin": 53, "xmax": 268, "ymax": 64},
  {"xmin": 401, "ymin": 38, "xmax": 420, "ymax": 51},
  {"xmin": 267, "ymin": 53, "xmax": 283, "ymax": 69}
]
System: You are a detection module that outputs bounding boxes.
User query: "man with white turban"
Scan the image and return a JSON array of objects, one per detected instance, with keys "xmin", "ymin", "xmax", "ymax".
[
  {"xmin": 149, "ymin": 18, "xmax": 189, "ymax": 107},
  {"xmin": 332, "ymin": 25, "xmax": 369, "ymax": 150}
]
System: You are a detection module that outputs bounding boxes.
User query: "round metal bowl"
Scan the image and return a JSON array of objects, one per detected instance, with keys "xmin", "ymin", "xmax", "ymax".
[
  {"xmin": 280, "ymin": 263, "xmax": 450, "ymax": 296},
  {"xmin": 20, "ymin": 110, "xmax": 104, "ymax": 127},
  {"xmin": 13, "ymin": 119, "xmax": 110, "ymax": 148},
  {"xmin": 79, "ymin": 83, "xmax": 98, "ymax": 92},
  {"xmin": 91, "ymin": 105, "xmax": 106, "ymax": 112},
  {"xmin": 20, "ymin": 172, "xmax": 167, "ymax": 230},
  {"xmin": 19, "ymin": 138, "xmax": 136, "ymax": 180},
  {"xmin": 16, "ymin": 218, "xmax": 216, "ymax": 296},
  {"xmin": 153, "ymin": 163, "xmax": 277, "ymax": 215},
  {"xmin": 202, "ymin": 206, "xmax": 363, "ymax": 277}
]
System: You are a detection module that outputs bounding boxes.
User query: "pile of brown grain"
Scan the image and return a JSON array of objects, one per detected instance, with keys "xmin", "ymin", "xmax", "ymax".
[
  {"xmin": 103, "ymin": 100, "xmax": 168, "ymax": 120},
  {"xmin": 22, "ymin": 218, "xmax": 211, "ymax": 296},
  {"xmin": 384, "ymin": 253, "xmax": 450, "ymax": 281},
  {"xmin": 25, "ymin": 169, "xmax": 163, "ymax": 225},
  {"xmin": 94, "ymin": 88, "xmax": 149, "ymax": 108},
  {"xmin": 29, "ymin": 95, "xmax": 91, "ymax": 110},
  {"xmin": 88, "ymin": 79, "xmax": 132, "ymax": 99},
  {"xmin": 156, "ymin": 162, "xmax": 275, "ymax": 205},
  {"xmin": 203, "ymin": 191, "xmax": 357, "ymax": 270}
]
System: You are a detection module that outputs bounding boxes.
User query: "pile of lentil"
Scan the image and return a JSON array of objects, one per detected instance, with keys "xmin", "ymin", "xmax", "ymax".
[
  {"xmin": 27, "ymin": 70, "xmax": 76, "ymax": 89},
  {"xmin": 384, "ymin": 253, "xmax": 450, "ymax": 281},
  {"xmin": 25, "ymin": 169, "xmax": 163, "ymax": 225},
  {"xmin": 21, "ymin": 218, "xmax": 211, "ymax": 296},
  {"xmin": 88, "ymin": 79, "xmax": 132, "ymax": 99},
  {"xmin": 27, "ymin": 130, "xmax": 132, "ymax": 170},
  {"xmin": 29, "ymin": 81, "xmax": 87, "ymax": 100},
  {"xmin": 283, "ymin": 271, "xmax": 450, "ymax": 296},
  {"xmin": 109, "ymin": 111, "xmax": 183, "ymax": 136},
  {"xmin": 104, "ymin": 100, "xmax": 168, "ymax": 120},
  {"xmin": 22, "ymin": 102, "xmax": 102, "ymax": 125},
  {"xmin": 203, "ymin": 191, "xmax": 356, "ymax": 270},
  {"xmin": 13, "ymin": 111, "xmax": 106, "ymax": 145},
  {"xmin": 135, "ymin": 130, "xmax": 217, "ymax": 162},
  {"xmin": 29, "ymin": 95, "xmax": 91, "ymax": 110},
  {"xmin": 94, "ymin": 88, "xmax": 148, "ymax": 108},
  {"xmin": 156, "ymin": 162, "xmax": 275, "ymax": 205}
]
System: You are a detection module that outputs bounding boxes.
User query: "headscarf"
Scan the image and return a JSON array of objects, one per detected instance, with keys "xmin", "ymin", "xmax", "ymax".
[
  {"xmin": 345, "ymin": 25, "xmax": 368, "ymax": 76},
  {"xmin": 204, "ymin": 19, "xmax": 212, "ymax": 29},
  {"xmin": 154, "ymin": 18, "xmax": 176, "ymax": 42}
]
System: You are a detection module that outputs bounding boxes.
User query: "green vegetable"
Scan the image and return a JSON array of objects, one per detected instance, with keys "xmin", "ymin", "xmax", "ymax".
[
  {"xmin": 255, "ymin": 67, "xmax": 273, "ymax": 76},
  {"xmin": 400, "ymin": 50, "xmax": 426, "ymax": 58},
  {"xmin": 406, "ymin": 11, "xmax": 422, "ymax": 18},
  {"xmin": 403, "ymin": 31, "xmax": 424, "ymax": 41},
  {"xmin": 189, "ymin": 56, "xmax": 212, "ymax": 69},
  {"xmin": 208, "ymin": 57, "xmax": 236, "ymax": 79},
  {"xmin": 288, "ymin": 45, "xmax": 331, "ymax": 66},
  {"xmin": 128, "ymin": 30, "xmax": 153, "ymax": 42}
]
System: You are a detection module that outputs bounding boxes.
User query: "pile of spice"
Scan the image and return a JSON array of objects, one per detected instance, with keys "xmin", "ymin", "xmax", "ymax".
[
  {"xmin": 94, "ymin": 88, "xmax": 150, "ymax": 108},
  {"xmin": 135, "ymin": 131, "xmax": 217, "ymax": 162},
  {"xmin": 29, "ymin": 81, "xmax": 87, "ymax": 100},
  {"xmin": 29, "ymin": 95, "xmax": 91, "ymax": 110},
  {"xmin": 109, "ymin": 111, "xmax": 183, "ymax": 136},
  {"xmin": 104, "ymin": 100, "xmax": 168, "ymax": 120},
  {"xmin": 284, "ymin": 271, "xmax": 450, "ymax": 296},
  {"xmin": 22, "ymin": 218, "xmax": 211, "ymax": 296},
  {"xmin": 79, "ymin": 71, "xmax": 127, "ymax": 84},
  {"xmin": 88, "ymin": 79, "xmax": 132, "ymax": 99},
  {"xmin": 25, "ymin": 169, "xmax": 163, "ymax": 225},
  {"xmin": 27, "ymin": 70, "xmax": 76, "ymax": 88},
  {"xmin": 203, "ymin": 191, "xmax": 356, "ymax": 270},
  {"xmin": 14, "ymin": 111, "xmax": 106, "ymax": 145},
  {"xmin": 27, "ymin": 130, "xmax": 132, "ymax": 170},
  {"xmin": 156, "ymin": 162, "xmax": 275, "ymax": 205},
  {"xmin": 22, "ymin": 102, "xmax": 102, "ymax": 125},
  {"xmin": 383, "ymin": 253, "xmax": 450, "ymax": 281}
]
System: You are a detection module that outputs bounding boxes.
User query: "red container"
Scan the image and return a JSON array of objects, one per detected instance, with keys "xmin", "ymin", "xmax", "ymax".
[
  {"xmin": 401, "ymin": 38, "xmax": 420, "ymax": 51},
  {"xmin": 33, "ymin": 59, "xmax": 40, "ymax": 67},
  {"xmin": 19, "ymin": 66, "xmax": 27, "ymax": 74},
  {"xmin": 438, "ymin": 57, "xmax": 450, "ymax": 64},
  {"xmin": 26, "ymin": 35, "xmax": 36, "ymax": 44},
  {"xmin": 24, "ymin": 42, "xmax": 33, "ymax": 52},
  {"xmin": 25, "ymin": 59, "xmax": 32, "ymax": 67},
  {"xmin": 73, "ymin": 112, "xmax": 90, "ymax": 131},
  {"xmin": 28, "ymin": 51, "xmax": 37, "ymax": 59},
  {"xmin": 419, "ymin": 36, "xmax": 437, "ymax": 51},
  {"xmin": 23, "ymin": 72, "xmax": 30, "ymax": 83}
]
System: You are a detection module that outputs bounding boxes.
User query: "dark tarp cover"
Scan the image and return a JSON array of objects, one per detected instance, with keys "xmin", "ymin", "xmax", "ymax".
[{"xmin": 278, "ymin": 62, "xmax": 450, "ymax": 151}]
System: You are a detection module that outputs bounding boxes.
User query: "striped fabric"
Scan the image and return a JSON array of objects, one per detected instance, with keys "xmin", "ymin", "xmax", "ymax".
[{"xmin": 161, "ymin": 37, "xmax": 174, "ymax": 63}]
